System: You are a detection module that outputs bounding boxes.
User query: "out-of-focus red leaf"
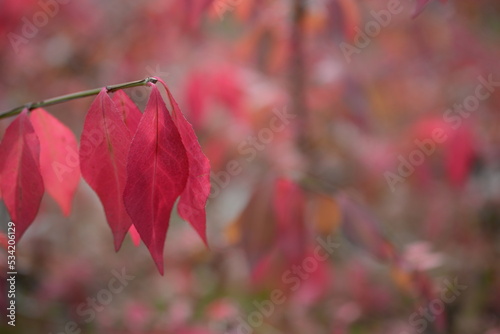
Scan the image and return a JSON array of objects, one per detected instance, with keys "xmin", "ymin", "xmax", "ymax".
[
  {"xmin": 128, "ymin": 224, "xmax": 141, "ymax": 247},
  {"xmin": 445, "ymin": 124, "xmax": 475, "ymax": 188},
  {"xmin": 410, "ymin": 270, "xmax": 447, "ymax": 332},
  {"xmin": 336, "ymin": 0, "xmax": 361, "ymax": 41},
  {"xmin": 184, "ymin": 71, "xmax": 208, "ymax": 129},
  {"xmin": 337, "ymin": 193, "xmax": 396, "ymax": 262},
  {"xmin": 235, "ymin": 180, "xmax": 276, "ymax": 265},
  {"xmin": 184, "ymin": 0, "xmax": 213, "ymax": 30},
  {"xmin": 183, "ymin": 66, "xmax": 248, "ymax": 128},
  {"xmin": 410, "ymin": 117, "xmax": 475, "ymax": 188},
  {"xmin": 250, "ymin": 178, "xmax": 309, "ymax": 286},
  {"xmin": 251, "ymin": 251, "xmax": 278, "ymax": 285},
  {"xmin": 158, "ymin": 78, "xmax": 210, "ymax": 246},
  {"xmin": 0, "ymin": 109, "xmax": 44, "ymax": 239},
  {"xmin": 0, "ymin": 232, "xmax": 8, "ymax": 250},
  {"xmin": 409, "ymin": 117, "xmax": 451, "ymax": 188},
  {"xmin": 30, "ymin": 108, "xmax": 80, "ymax": 216},
  {"xmin": 290, "ymin": 250, "xmax": 332, "ymax": 306},
  {"xmin": 123, "ymin": 85, "xmax": 189, "ymax": 274},
  {"xmin": 79, "ymin": 89, "xmax": 133, "ymax": 251},
  {"xmin": 273, "ymin": 178, "xmax": 307, "ymax": 262},
  {"xmin": 112, "ymin": 89, "xmax": 142, "ymax": 134},
  {"xmin": 212, "ymin": 66, "xmax": 245, "ymax": 122},
  {"xmin": 203, "ymin": 137, "xmax": 230, "ymax": 172},
  {"xmin": 124, "ymin": 302, "xmax": 152, "ymax": 332}
]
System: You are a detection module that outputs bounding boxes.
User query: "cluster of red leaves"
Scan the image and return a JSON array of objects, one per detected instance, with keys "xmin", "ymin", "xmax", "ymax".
[{"xmin": 0, "ymin": 79, "xmax": 210, "ymax": 274}]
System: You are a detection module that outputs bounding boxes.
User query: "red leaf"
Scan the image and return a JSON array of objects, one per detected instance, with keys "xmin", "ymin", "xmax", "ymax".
[
  {"xmin": 162, "ymin": 81, "xmax": 210, "ymax": 246},
  {"xmin": 211, "ymin": 66, "xmax": 246, "ymax": 123},
  {"xmin": 444, "ymin": 125, "xmax": 475, "ymax": 188},
  {"xmin": 30, "ymin": 108, "xmax": 80, "ymax": 216},
  {"xmin": 79, "ymin": 89, "xmax": 133, "ymax": 251},
  {"xmin": 184, "ymin": 71, "xmax": 208, "ymax": 129},
  {"xmin": 128, "ymin": 224, "xmax": 141, "ymax": 247},
  {"xmin": 334, "ymin": 0, "xmax": 362, "ymax": 41},
  {"xmin": 112, "ymin": 90, "xmax": 142, "ymax": 135},
  {"xmin": 250, "ymin": 178, "xmax": 308, "ymax": 286},
  {"xmin": 0, "ymin": 232, "xmax": 7, "ymax": 250},
  {"xmin": 273, "ymin": 178, "xmax": 307, "ymax": 262},
  {"xmin": 123, "ymin": 85, "xmax": 189, "ymax": 274},
  {"xmin": 0, "ymin": 109, "xmax": 44, "ymax": 239},
  {"xmin": 112, "ymin": 90, "xmax": 143, "ymax": 245}
]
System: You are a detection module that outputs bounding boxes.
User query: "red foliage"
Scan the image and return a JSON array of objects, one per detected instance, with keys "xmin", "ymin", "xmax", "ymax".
[
  {"xmin": 30, "ymin": 108, "xmax": 80, "ymax": 216},
  {"xmin": 80, "ymin": 89, "xmax": 135, "ymax": 251},
  {"xmin": 0, "ymin": 109, "xmax": 44, "ymax": 239}
]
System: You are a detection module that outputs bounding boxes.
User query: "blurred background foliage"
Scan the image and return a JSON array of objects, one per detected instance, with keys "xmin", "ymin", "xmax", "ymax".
[{"xmin": 0, "ymin": 0, "xmax": 499, "ymax": 333}]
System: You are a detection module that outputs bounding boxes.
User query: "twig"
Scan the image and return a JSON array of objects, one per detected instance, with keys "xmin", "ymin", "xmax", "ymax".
[{"xmin": 0, "ymin": 77, "xmax": 158, "ymax": 120}]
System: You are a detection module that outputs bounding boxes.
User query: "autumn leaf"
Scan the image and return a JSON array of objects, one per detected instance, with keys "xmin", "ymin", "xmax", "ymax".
[
  {"xmin": 160, "ymin": 78, "xmax": 211, "ymax": 246},
  {"xmin": 0, "ymin": 232, "xmax": 7, "ymax": 250},
  {"xmin": 79, "ymin": 88, "xmax": 133, "ymax": 251},
  {"xmin": 0, "ymin": 109, "xmax": 44, "ymax": 240},
  {"xmin": 248, "ymin": 178, "xmax": 308, "ymax": 286},
  {"xmin": 128, "ymin": 224, "xmax": 141, "ymax": 247},
  {"xmin": 111, "ymin": 89, "xmax": 144, "ymax": 245},
  {"xmin": 184, "ymin": 71, "xmax": 209, "ymax": 129},
  {"xmin": 273, "ymin": 177, "xmax": 307, "ymax": 262},
  {"xmin": 30, "ymin": 108, "xmax": 80, "ymax": 216},
  {"xmin": 112, "ymin": 89, "xmax": 142, "ymax": 134},
  {"xmin": 444, "ymin": 124, "xmax": 475, "ymax": 188},
  {"xmin": 336, "ymin": 0, "xmax": 361, "ymax": 41},
  {"xmin": 123, "ymin": 85, "xmax": 189, "ymax": 274}
]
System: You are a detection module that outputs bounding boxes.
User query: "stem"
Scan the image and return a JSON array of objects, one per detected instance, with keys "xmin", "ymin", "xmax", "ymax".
[
  {"xmin": 0, "ymin": 77, "xmax": 158, "ymax": 120},
  {"xmin": 290, "ymin": 0, "xmax": 308, "ymax": 149}
]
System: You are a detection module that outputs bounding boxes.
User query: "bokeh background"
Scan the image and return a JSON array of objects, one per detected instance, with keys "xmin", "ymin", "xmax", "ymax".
[{"xmin": 1, "ymin": 0, "xmax": 499, "ymax": 333}]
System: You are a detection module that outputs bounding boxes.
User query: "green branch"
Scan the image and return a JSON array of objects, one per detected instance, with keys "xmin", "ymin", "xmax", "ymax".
[{"xmin": 0, "ymin": 77, "xmax": 158, "ymax": 120}]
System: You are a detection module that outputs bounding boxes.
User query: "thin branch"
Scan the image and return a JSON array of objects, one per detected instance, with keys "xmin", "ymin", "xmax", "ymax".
[
  {"xmin": 290, "ymin": 0, "xmax": 308, "ymax": 148},
  {"xmin": 0, "ymin": 77, "xmax": 158, "ymax": 120}
]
